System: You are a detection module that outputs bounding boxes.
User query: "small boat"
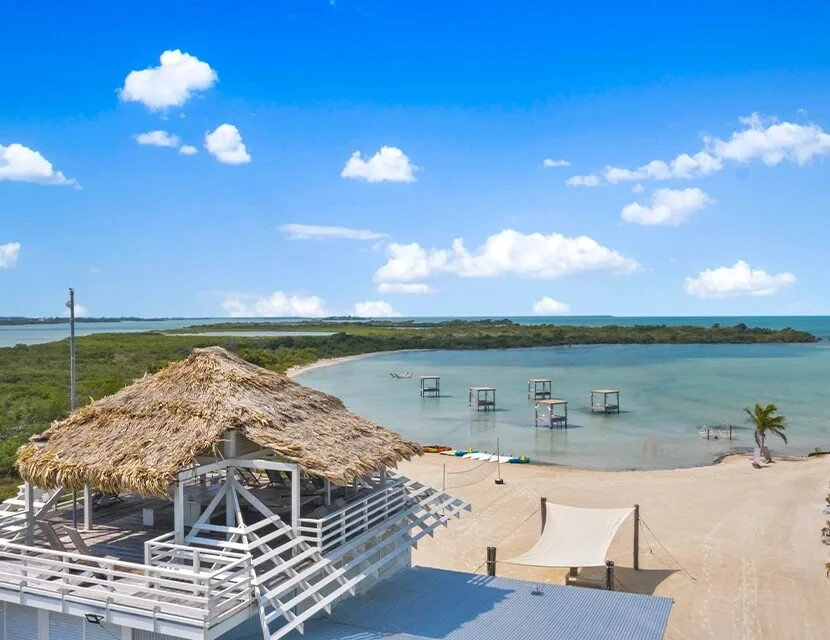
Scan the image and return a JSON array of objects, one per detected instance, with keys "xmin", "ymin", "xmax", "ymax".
[
  {"xmin": 440, "ymin": 449, "xmax": 457, "ymax": 456},
  {"xmin": 389, "ymin": 372, "xmax": 413, "ymax": 379},
  {"xmin": 455, "ymin": 448, "xmax": 478, "ymax": 457},
  {"xmin": 508, "ymin": 456, "xmax": 531, "ymax": 464},
  {"xmin": 422, "ymin": 445, "xmax": 452, "ymax": 454}
]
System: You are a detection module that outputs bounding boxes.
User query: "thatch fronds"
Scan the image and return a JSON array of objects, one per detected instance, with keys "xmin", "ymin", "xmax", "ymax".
[{"xmin": 17, "ymin": 347, "xmax": 421, "ymax": 498}]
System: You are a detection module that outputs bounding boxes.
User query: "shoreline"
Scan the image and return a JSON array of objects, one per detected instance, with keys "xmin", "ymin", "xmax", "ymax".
[{"xmin": 286, "ymin": 349, "xmax": 431, "ymax": 378}]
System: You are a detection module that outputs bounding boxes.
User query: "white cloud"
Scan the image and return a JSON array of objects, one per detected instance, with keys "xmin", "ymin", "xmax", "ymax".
[
  {"xmin": 632, "ymin": 183, "xmax": 645, "ymax": 193},
  {"xmin": 565, "ymin": 174, "xmax": 600, "ymax": 187},
  {"xmin": 205, "ymin": 124, "xmax": 251, "ymax": 165},
  {"xmin": 378, "ymin": 283, "xmax": 433, "ymax": 294},
  {"xmin": 341, "ymin": 146, "xmax": 418, "ymax": 183},
  {"xmin": 65, "ymin": 303, "xmax": 88, "ymax": 318},
  {"xmin": 683, "ymin": 261, "xmax": 796, "ymax": 299},
  {"xmin": 353, "ymin": 300, "xmax": 401, "ymax": 317},
  {"xmin": 279, "ymin": 224, "xmax": 387, "ymax": 240},
  {"xmin": 221, "ymin": 292, "xmax": 327, "ymax": 317},
  {"xmin": 573, "ymin": 114, "xmax": 830, "ymax": 186},
  {"xmin": 135, "ymin": 130, "xmax": 181, "ymax": 147},
  {"xmin": 178, "ymin": 145, "xmax": 198, "ymax": 155},
  {"xmin": 542, "ymin": 158, "xmax": 570, "ymax": 168},
  {"xmin": 0, "ymin": 242, "xmax": 20, "ymax": 268},
  {"xmin": 119, "ymin": 50, "xmax": 218, "ymax": 110},
  {"xmin": 0, "ymin": 143, "xmax": 76, "ymax": 186},
  {"xmin": 533, "ymin": 297, "xmax": 570, "ymax": 314},
  {"xmin": 621, "ymin": 188, "xmax": 714, "ymax": 226},
  {"xmin": 705, "ymin": 113, "xmax": 830, "ymax": 166},
  {"xmin": 374, "ymin": 230, "xmax": 638, "ymax": 283}
]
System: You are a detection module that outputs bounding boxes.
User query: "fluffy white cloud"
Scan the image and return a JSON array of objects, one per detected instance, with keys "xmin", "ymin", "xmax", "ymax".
[
  {"xmin": 178, "ymin": 145, "xmax": 198, "ymax": 155},
  {"xmin": 565, "ymin": 174, "xmax": 600, "ymax": 187},
  {"xmin": 621, "ymin": 188, "xmax": 714, "ymax": 226},
  {"xmin": 221, "ymin": 292, "xmax": 327, "ymax": 317},
  {"xmin": 570, "ymin": 114, "xmax": 830, "ymax": 186},
  {"xmin": 374, "ymin": 230, "xmax": 638, "ymax": 283},
  {"xmin": 65, "ymin": 303, "xmax": 88, "ymax": 318},
  {"xmin": 632, "ymin": 183, "xmax": 645, "ymax": 193},
  {"xmin": 119, "ymin": 50, "xmax": 218, "ymax": 110},
  {"xmin": 542, "ymin": 158, "xmax": 570, "ymax": 168},
  {"xmin": 279, "ymin": 224, "xmax": 387, "ymax": 240},
  {"xmin": 0, "ymin": 242, "xmax": 20, "ymax": 268},
  {"xmin": 377, "ymin": 283, "xmax": 432, "ymax": 294},
  {"xmin": 0, "ymin": 144, "xmax": 76, "ymax": 186},
  {"xmin": 205, "ymin": 124, "xmax": 251, "ymax": 165},
  {"xmin": 533, "ymin": 297, "xmax": 570, "ymax": 314},
  {"xmin": 706, "ymin": 113, "xmax": 830, "ymax": 166},
  {"xmin": 135, "ymin": 130, "xmax": 181, "ymax": 147},
  {"xmin": 683, "ymin": 261, "xmax": 796, "ymax": 299},
  {"xmin": 341, "ymin": 146, "xmax": 418, "ymax": 183},
  {"xmin": 353, "ymin": 300, "xmax": 401, "ymax": 317}
]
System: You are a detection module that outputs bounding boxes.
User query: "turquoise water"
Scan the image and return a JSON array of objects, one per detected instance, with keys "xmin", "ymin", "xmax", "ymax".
[
  {"xmin": 295, "ymin": 343, "xmax": 830, "ymax": 470},
  {"xmin": 3, "ymin": 315, "xmax": 830, "ymax": 347}
]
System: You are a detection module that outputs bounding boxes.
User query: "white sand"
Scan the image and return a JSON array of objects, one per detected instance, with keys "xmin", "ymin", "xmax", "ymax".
[
  {"xmin": 399, "ymin": 454, "xmax": 830, "ymax": 640},
  {"xmin": 286, "ymin": 349, "xmax": 430, "ymax": 378}
]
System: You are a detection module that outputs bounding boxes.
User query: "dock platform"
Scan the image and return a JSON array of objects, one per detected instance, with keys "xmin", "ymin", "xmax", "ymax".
[
  {"xmin": 591, "ymin": 389, "xmax": 620, "ymax": 414},
  {"xmin": 535, "ymin": 399, "xmax": 568, "ymax": 428}
]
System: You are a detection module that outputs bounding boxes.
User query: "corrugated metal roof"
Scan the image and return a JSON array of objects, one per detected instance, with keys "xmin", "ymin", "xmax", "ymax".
[{"xmin": 295, "ymin": 567, "xmax": 672, "ymax": 640}]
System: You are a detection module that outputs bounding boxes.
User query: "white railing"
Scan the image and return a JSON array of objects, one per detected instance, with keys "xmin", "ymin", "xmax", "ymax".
[
  {"xmin": 297, "ymin": 480, "xmax": 409, "ymax": 555},
  {"xmin": 0, "ymin": 537, "xmax": 253, "ymax": 631}
]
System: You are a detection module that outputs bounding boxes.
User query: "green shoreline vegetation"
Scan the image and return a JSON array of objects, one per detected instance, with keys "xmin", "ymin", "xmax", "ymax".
[{"xmin": 0, "ymin": 320, "xmax": 817, "ymax": 496}]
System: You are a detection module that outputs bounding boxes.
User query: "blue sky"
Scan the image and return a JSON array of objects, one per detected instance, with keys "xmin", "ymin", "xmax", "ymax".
[{"xmin": 2, "ymin": 0, "xmax": 830, "ymax": 318}]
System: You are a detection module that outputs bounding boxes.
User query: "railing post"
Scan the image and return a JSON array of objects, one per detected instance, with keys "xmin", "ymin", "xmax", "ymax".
[{"xmin": 486, "ymin": 546, "xmax": 497, "ymax": 576}]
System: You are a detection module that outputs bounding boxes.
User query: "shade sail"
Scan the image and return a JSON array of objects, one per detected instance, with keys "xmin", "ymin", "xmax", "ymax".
[{"xmin": 508, "ymin": 503, "xmax": 634, "ymax": 568}]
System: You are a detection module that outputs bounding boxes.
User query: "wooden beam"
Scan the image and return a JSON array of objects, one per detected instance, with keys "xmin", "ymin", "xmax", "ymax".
[
  {"xmin": 23, "ymin": 481, "xmax": 34, "ymax": 545},
  {"xmin": 83, "ymin": 484, "xmax": 92, "ymax": 531},
  {"xmin": 229, "ymin": 458, "xmax": 299, "ymax": 473}
]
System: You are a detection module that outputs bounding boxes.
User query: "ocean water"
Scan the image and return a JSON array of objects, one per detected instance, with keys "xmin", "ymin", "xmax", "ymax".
[
  {"xmin": 2, "ymin": 315, "xmax": 830, "ymax": 347},
  {"xmin": 294, "ymin": 343, "xmax": 830, "ymax": 470}
]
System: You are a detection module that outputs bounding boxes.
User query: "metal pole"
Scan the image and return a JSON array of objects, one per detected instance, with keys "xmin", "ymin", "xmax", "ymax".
[
  {"xmin": 69, "ymin": 288, "xmax": 77, "ymax": 529},
  {"xmin": 633, "ymin": 504, "xmax": 640, "ymax": 570},
  {"xmin": 540, "ymin": 496, "xmax": 547, "ymax": 534},
  {"xmin": 605, "ymin": 560, "xmax": 615, "ymax": 590},
  {"xmin": 495, "ymin": 438, "xmax": 504, "ymax": 484}
]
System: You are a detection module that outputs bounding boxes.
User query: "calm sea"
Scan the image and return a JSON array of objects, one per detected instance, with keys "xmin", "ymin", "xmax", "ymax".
[
  {"xmin": 295, "ymin": 342, "xmax": 830, "ymax": 471},
  {"xmin": 2, "ymin": 315, "xmax": 829, "ymax": 347}
]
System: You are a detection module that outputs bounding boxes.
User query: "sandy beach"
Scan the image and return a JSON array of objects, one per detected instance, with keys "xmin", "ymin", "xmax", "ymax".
[
  {"xmin": 292, "ymin": 352, "xmax": 830, "ymax": 638},
  {"xmin": 398, "ymin": 453, "xmax": 830, "ymax": 640},
  {"xmin": 286, "ymin": 349, "xmax": 430, "ymax": 378}
]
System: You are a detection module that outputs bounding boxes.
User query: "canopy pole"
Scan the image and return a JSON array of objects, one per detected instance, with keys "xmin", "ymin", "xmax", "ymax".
[
  {"xmin": 291, "ymin": 467, "xmax": 301, "ymax": 535},
  {"xmin": 324, "ymin": 479, "xmax": 331, "ymax": 506},
  {"xmin": 83, "ymin": 485, "xmax": 92, "ymax": 531},
  {"xmin": 173, "ymin": 479, "xmax": 185, "ymax": 544},
  {"xmin": 633, "ymin": 503, "xmax": 640, "ymax": 570},
  {"xmin": 605, "ymin": 560, "xmax": 615, "ymax": 590},
  {"xmin": 486, "ymin": 546, "xmax": 497, "ymax": 577},
  {"xmin": 540, "ymin": 497, "xmax": 547, "ymax": 534},
  {"xmin": 24, "ymin": 481, "xmax": 34, "ymax": 545},
  {"xmin": 225, "ymin": 430, "xmax": 237, "ymax": 528}
]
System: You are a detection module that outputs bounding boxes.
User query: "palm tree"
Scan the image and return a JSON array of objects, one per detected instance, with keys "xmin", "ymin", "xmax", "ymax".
[{"xmin": 744, "ymin": 402, "xmax": 788, "ymax": 461}]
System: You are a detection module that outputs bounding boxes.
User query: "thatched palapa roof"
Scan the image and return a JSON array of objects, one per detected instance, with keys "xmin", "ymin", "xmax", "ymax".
[{"xmin": 17, "ymin": 347, "xmax": 421, "ymax": 498}]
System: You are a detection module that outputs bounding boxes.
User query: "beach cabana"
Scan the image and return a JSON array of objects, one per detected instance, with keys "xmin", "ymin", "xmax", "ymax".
[{"xmin": 8, "ymin": 347, "xmax": 470, "ymax": 640}]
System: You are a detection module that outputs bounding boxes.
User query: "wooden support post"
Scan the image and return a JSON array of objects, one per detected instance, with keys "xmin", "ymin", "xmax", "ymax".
[
  {"xmin": 225, "ymin": 430, "xmax": 237, "ymax": 529},
  {"xmin": 540, "ymin": 496, "xmax": 547, "ymax": 534},
  {"xmin": 173, "ymin": 479, "xmax": 185, "ymax": 544},
  {"xmin": 486, "ymin": 546, "xmax": 497, "ymax": 577},
  {"xmin": 23, "ymin": 481, "xmax": 34, "ymax": 545},
  {"xmin": 291, "ymin": 467, "xmax": 301, "ymax": 534},
  {"xmin": 379, "ymin": 465, "xmax": 386, "ymax": 489},
  {"xmin": 605, "ymin": 560, "xmax": 615, "ymax": 591},
  {"xmin": 83, "ymin": 484, "xmax": 92, "ymax": 531},
  {"xmin": 633, "ymin": 503, "xmax": 640, "ymax": 570},
  {"xmin": 324, "ymin": 479, "xmax": 331, "ymax": 506}
]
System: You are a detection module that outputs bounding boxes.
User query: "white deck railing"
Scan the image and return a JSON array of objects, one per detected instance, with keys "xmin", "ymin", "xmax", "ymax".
[
  {"xmin": 296, "ymin": 480, "xmax": 409, "ymax": 555},
  {"xmin": 0, "ymin": 537, "xmax": 253, "ymax": 633}
]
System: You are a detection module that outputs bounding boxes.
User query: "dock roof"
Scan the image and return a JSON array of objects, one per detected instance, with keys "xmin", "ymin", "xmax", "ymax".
[
  {"xmin": 592, "ymin": 389, "xmax": 619, "ymax": 394},
  {"xmin": 17, "ymin": 347, "xmax": 421, "ymax": 497},
  {"xmin": 294, "ymin": 566, "xmax": 672, "ymax": 640}
]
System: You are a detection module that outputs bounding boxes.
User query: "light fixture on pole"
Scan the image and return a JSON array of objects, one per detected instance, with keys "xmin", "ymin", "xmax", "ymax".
[{"xmin": 66, "ymin": 289, "xmax": 77, "ymax": 527}]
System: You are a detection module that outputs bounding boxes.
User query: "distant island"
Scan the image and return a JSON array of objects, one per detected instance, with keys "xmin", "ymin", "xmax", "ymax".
[{"xmin": 0, "ymin": 316, "xmax": 206, "ymax": 326}]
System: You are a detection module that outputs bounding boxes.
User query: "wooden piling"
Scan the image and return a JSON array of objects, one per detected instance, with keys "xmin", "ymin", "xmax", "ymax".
[
  {"xmin": 486, "ymin": 546, "xmax": 497, "ymax": 577},
  {"xmin": 605, "ymin": 560, "xmax": 615, "ymax": 591}
]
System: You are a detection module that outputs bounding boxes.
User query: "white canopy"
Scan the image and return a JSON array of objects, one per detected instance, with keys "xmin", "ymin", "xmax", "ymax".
[{"xmin": 508, "ymin": 503, "xmax": 634, "ymax": 568}]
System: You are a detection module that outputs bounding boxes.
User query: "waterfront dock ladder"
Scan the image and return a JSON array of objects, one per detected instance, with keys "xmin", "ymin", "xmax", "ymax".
[
  {"xmin": 535, "ymin": 399, "xmax": 568, "ymax": 428},
  {"xmin": 591, "ymin": 389, "xmax": 620, "ymax": 414},
  {"xmin": 528, "ymin": 379, "xmax": 552, "ymax": 400},
  {"xmin": 420, "ymin": 375, "xmax": 440, "ymax": 397},
  {"xmin": 469, "ymin": 387, "xmax": 496, "ymax": 411}
]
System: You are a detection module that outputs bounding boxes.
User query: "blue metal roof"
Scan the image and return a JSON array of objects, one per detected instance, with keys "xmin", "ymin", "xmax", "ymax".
[{"xmin": 296, "ymin": 567, "xmax": 672, "ymax": 640}]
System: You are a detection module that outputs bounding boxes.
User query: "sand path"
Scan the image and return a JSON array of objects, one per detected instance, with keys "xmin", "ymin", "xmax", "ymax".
[{"xmin": 398, "ymin": 454, "xmax": 830, "ymax": 639}]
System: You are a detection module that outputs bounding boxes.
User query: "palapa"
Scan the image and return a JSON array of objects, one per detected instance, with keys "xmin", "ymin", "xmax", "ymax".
[{"xmin": 17, "ymin": 347, "xmax": 421, "ymax": 498}]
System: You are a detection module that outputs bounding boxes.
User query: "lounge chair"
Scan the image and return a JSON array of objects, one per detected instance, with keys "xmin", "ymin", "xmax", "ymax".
[
  {"xmin": 37, "ymin": 521, "xmax": 113, "ymax": 582},
  {"xmin": 265, "ymin": 469, "xmax": 290, "ymax": 488},
  {"xmin": 236, "ymin": 467, "xmax": 261, "ymax": 487}
]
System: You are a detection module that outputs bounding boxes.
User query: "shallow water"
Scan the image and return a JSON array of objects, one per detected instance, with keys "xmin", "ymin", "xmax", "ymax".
[{"xmin": 295, "ymin": 344, "xmax": 830, "ymax": 470}]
